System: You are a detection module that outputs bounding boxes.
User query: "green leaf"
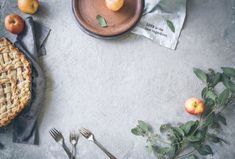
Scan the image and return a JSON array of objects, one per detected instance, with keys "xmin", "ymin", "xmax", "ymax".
[
  {"xmin": 204, "ymin": 98, "xmax": 215, "ymax": 107},
  {"xmin": 212, "ymin": 73, "xmax": 221, "ymax": 86},
  {"xmin": 211, "ymin": 120, "xmax": 221, "ymax": 129},
  {"xmin": 222, "ymin": 75, "xmax": 235, "ymax": 92},
  {"xmin": 171, "ymin": 136, "xmax": 182, "ymax": 153},
  {"xmin": 187, "ymin": 136, "xmax": 201, "ymax": 142},
  {"xmin": 147, "ymin": 142, "xmax": 153, "ymax": 154},
  {"xmin": 180, "ymin": 121, "xmax": 197, "ymax": 135},
  {"xmin": 160, "ymin": 123, "xmax": 172, "ymax": 133},
  {"xmin": 202, "ymin": 98, "xmax": 214, "ymax": 117},
  {"xmin": 157, "ymin": 146, "xmax": 176, "ymax": 159},
  {"xmin": 207, "ymin": 134, "xmax": 222, "ymax": 143},
  {"xmin": 201, "ymin": 87, "xmax": 208, "ymax": 99},
  {"xmin": 222, "ymin": 67, "xmax": 235, "ymax": 77},
  {"xmin": 96, "ymin": 15, "xmax": 107, "ymax": 27},
  {"xmin": 171, "ymin": 127, "xmax": 185, "ymax": 138},
  {"xmin": 200, "ymin": 113, "xmax": 215, "ymax": 128},
  {"xmin": 201, "ymin": 88, "xmax": 217, "ymax": 101},
  {"xmin": 222, "ymin": 74, "xmax": 230, "ymax": 88},
  {"xmin": 157, "ymin": 147, "xmax": 171, "ymax": 155},
  {"xmin": 189, "ymin": 154, "xmax": 198, "ymax": 159},
  {"xmin": 209, "ymin": 135, "xmax": 228, "ymax": 144},
  {"xmin": 194, "ymin": 144, "xmax": 213, "ymax": 156},
  {"xmin": 218, "ymin": 89, "xmax": 230, "ymax": 105},
  {"xmin": 167, "ymin": 146, "xmax": 177, "ymax": 158},
  {"xmin": 227, "ymin": 81, "xmax": 235, "ymax": 92},
  {"xmin": 166, "ymin": 20, "xmax": 175, "ymax": 33},
  {"xmin": 193, "ymin": 68, "xmax": 207, "ymax": 83},
  {"xmin": 187, "ymin": 131, "xmax": 203, "ymax": 142},
  {"xmin": 216, "ymin": 113, "xmax": 227, "ymax": 125},
  {"xmin": 206, "ymin": 70, "xmax": 221, "ymax": 87},
  {"xmin": 138, "ymin": 120, "xmax": 150, "ymax": 132},
  {"xmin": 131, "ymin": 128, "xmax": 142, "ymax": 136},
  {"xmin": 206, "ymin": 90, "xmax": 217, "ymax": 100}
]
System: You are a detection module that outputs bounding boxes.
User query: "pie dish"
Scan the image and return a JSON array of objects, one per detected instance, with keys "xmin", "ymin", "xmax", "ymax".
[{"xmin": 0, "ymin": 37, "xmax": 31, "ymax": 127}]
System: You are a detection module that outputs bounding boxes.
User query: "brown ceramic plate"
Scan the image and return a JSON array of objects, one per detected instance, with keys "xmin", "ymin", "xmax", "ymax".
[{"xmin": 72, "ymin": 0, "xmax": 144, "ymax": 38}]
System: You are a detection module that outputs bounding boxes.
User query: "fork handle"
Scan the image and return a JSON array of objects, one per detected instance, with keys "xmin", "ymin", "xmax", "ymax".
[
  {"xmin": 62, "ymin": 143, "xmax": 72, "ymax": 158},
  {"xmin": 94, "ymin": 140, "xmax": 117, "ymax": 159},
  {"xmin": 71, "ymin": 145, "xmax": 76, "ymax": 159}
]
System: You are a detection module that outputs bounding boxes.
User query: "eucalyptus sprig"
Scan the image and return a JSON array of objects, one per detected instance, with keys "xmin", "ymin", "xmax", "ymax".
[{"xmin": 131, "ymin": 67, "xmax": 235, "ymax": 159}]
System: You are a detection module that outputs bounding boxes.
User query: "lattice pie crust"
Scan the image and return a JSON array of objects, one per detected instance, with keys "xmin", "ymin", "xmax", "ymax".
[{"xmin": 0, "ymin": 38, "xmax": 31, "ymax": 127}]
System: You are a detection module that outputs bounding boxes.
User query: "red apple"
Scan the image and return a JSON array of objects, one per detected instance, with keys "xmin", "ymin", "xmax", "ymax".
[
  {"xmin": 4, "ymin": 14, "xmax": 25, "ymax": 34},
  {"xmin": 184, "ymin": 97, "xmax": 205, "ymax": 115}
]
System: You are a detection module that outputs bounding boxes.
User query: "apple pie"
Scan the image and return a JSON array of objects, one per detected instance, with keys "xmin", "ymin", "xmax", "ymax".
[{"xmin": 0, "ymin": 38, "xmax": 31, "ymax": 127}]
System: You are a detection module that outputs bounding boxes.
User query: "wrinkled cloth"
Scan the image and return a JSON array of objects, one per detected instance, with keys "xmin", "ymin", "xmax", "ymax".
[
  {"xmin": 132, "ymin": 0, "xmax": 187, "ymax": 49},
  {"xmin": 0, "ymin": 16, "xmax": 50, "ymax": 144},
  {"xmin": 13, "ymin": 17, "xmax": 50, "ymax": 144}
]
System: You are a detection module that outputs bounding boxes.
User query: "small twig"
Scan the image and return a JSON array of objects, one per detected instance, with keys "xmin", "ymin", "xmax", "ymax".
[
  {"xmin": 0, "ymin": 0, "xmax": 7, "ymax": 9},
  {"xmin": 176, "ymin": 149, "xmax": 196, "ymax": 159},
  {"xmin": 147, "ymin": 134, "xmax": 171, "ymax": 145}
]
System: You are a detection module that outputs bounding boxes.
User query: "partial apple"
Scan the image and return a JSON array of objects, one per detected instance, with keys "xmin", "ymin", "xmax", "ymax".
[
  {"xmin": 18, "ymin": 0, "xmax": 39, "ymax": 14},
  {"xmin": 105, "ymin": 0, "xmax": 124, "ymax": 11},
  {"xmin": 5, "ymin": 14, "xmax": 25, "ymax": 34},
  {"xmin": 184, "ymin": 97, "xmax": 205, "ymax": 115}
]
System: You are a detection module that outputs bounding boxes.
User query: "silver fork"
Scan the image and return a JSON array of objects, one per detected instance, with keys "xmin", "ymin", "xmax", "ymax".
[
  {"xmin": 69, "ymin": 131, "xmax": 79, "ymax": 159},
  {"xmin": 49, "ymin": 128, "xmax": 72, "ymax": 158},
  {"xmin": 80, "ymin": 128, "xmax": 117, "ymax": 159}
]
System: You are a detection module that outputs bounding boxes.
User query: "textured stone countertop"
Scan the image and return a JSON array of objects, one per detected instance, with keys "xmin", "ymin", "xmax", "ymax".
[{"xmin": 1, "ymin": 0, "xmax": 235, "ymax": 159}]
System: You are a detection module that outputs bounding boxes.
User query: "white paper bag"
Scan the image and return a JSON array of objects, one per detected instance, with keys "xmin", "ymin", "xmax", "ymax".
[{"xmin": 132, "ymin": 0, "xmax": 187, "ymax": 50}]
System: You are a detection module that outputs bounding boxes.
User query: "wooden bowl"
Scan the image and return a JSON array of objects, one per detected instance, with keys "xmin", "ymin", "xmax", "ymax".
[{"xmin": 72, "ymin": 0, "xmax": 144, "ymax": 38}]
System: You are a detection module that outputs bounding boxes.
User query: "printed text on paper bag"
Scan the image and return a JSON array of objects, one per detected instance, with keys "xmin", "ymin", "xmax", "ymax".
[{"xmin": 145, "ymin": 23, "xmax": 167, "ymax": 37}]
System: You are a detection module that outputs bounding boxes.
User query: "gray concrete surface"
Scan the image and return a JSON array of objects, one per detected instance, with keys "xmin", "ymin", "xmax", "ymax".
[{"xmin": 1, "ymin": 0, "xmax": 235, "ymax": 159}]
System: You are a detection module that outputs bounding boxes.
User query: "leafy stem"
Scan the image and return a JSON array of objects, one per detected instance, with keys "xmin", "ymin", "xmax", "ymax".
[{"xmin": 131, "ymin": 67, "xmax": 235, "ymax": 159}]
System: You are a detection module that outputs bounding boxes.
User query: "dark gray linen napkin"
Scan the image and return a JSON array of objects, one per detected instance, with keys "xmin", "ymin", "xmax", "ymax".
[
  {"xmin": 0, "ymin": 17, "xmax": 50, "ymax": 145},
  {"xmin": 13, "ymin": 17, "xmax": 50, "ymax": 144}
]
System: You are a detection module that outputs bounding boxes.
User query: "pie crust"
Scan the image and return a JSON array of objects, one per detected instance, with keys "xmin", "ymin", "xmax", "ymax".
[{"xmin": 0, "ymin": 38, "xmax": 31, "ymax": 127}]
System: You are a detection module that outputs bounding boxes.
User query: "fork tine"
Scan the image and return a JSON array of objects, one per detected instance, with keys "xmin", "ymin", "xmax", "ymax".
[
  {"xmin": 81, "ymin": 127, "xmax": 88, "ymax": 133},
  {"xmin": 83, "ymin": 128, "xmax": 91, "ymax": 136},
  {"xmin": 52, "ymin": 128, "xmax": 58, "ymax": 134},
  {"xmin": 80, "ymin": 128, "xmax": 90, "ymax": 137},
  {"xmin": 49, "ymin": 130, "xmax": 57, "ymax": 141},
  {"xmin": 53, "ymin": 128, "xmax": 59, "ymax": 134},
  {"xmin": 52, "ymin": 128, "xmax": 62, "ymax": 138},
  {"xmin": 51, "ymin": 128, "xmax": 56, "ymax": 134},
  {"xmin": 51, "ymin": 129, "xmax": 58, "ymax": 137},
  {"xmin": 56, "ymin": 129, "xmax": 62, "ymax": 135},
  {"xmin": 81, "ymin": 128, "xmax": 88, "ymax": 134},
  {"xmin": 83, "ymin": 127, "xmax": 90, "ymax": 133},
  {"xmin": 49, "ymin": 130, "xmax": 54, "ymax": 137},
  {"xmin": 79, "ymin": 129, "xmax": 85, "ymax": 134},
  {"xmin": 50, "ymin": 129, "xmax": 56, "ymax": 136},
  {"xmin": 79, "ymin": 129, "xmax": 87, "ymax": 137},
  {"xmin": 54, "ymin": 128, "xmax": 63, "ymax": 137}
]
